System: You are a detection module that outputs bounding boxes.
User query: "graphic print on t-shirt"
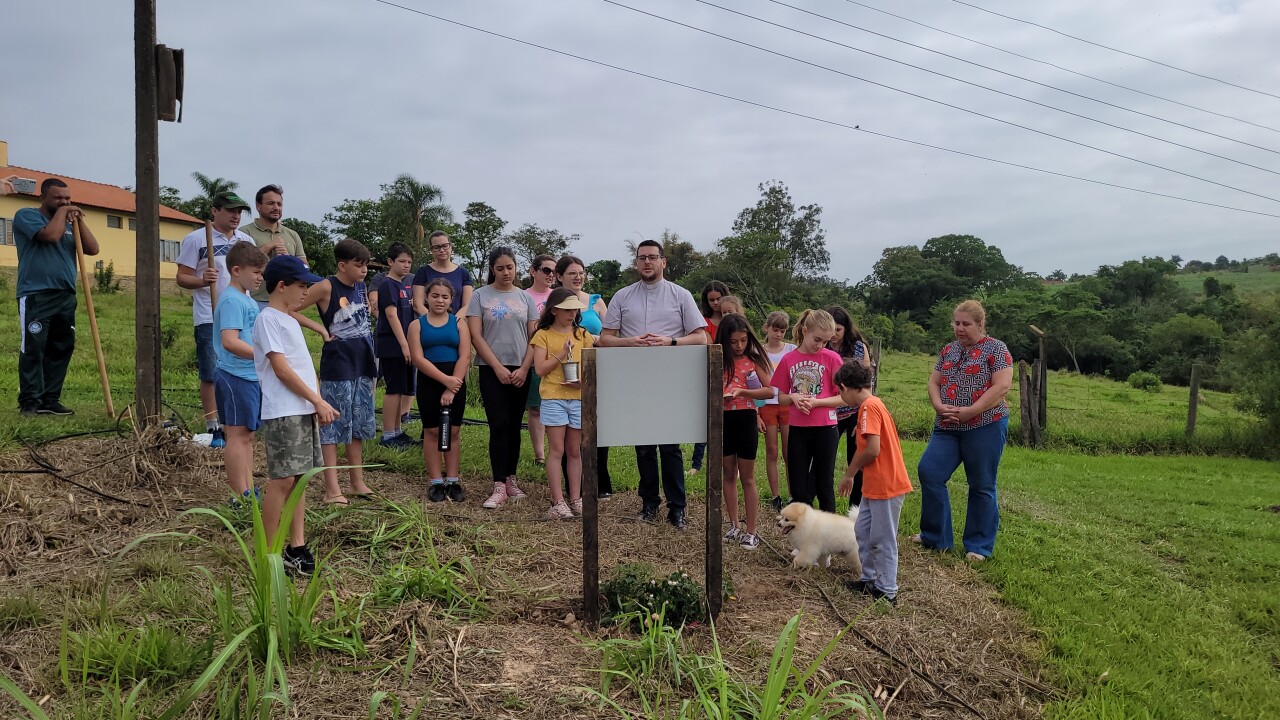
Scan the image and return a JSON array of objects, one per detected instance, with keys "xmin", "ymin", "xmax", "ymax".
[
  {"xmin": 789, "ymin": 359, "xmax": 826, "ymax": 396},
  {"xmin": 330, "ymin": 291, "xmax": 371, "ymax": 341}
]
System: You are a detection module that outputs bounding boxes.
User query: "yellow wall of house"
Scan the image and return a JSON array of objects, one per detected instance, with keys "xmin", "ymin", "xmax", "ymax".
[{"xmin": 0, "ymin": 195, "xmax": 197, "ymax": 279}]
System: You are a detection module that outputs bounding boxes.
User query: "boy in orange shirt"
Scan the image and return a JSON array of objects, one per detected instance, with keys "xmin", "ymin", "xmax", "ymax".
[{"xmin": 835, "ymin": 361, "xmax": 913, "ymax": 606}]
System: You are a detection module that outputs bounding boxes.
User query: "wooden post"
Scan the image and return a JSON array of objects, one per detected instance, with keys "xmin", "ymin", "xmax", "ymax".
[
  {"xmin": 134, "ymin": 0, "xmax": 162, "ymax": 425},
  {"xmin": 1029, "ymin": 324, "xmax": 1047, "ymax": 430},
  {"xmin": 204, "ymin": 220, "xmax": 219, "ymax": 310},
  {"xmin": 705, "ymin": 344, "xmax": 724, "ymax": 622},
  {"xmin": 581, "ymin": 348, "xmax": 600, "ymax": 629},
  {"xmin": 1186, "ymin": 363, "xmax": 1201, "ymax": 437},
  {"xmin": 1027, "ymin": 361, "xmax": 1042, "ymax": 449},
  {"xmin": 73, "ymin": 224, "xmax": 115, "ymax": 419},
  {"xmin": 870, "ymin": 338, "xmax": 882, "ymax": 396},
  {"xmin": 1017, "ymin": 361, "xmax": 1032, "ymax": 446}
]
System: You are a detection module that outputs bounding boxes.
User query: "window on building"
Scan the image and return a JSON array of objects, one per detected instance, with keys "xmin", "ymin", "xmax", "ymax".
[
  {"xmin": 160, "ymin": 239, "xmax": 181, "ymax": 263},
  {"xmin": 0, "ymin": 218, "xmax": 11, "ymax": 246},
  {"xmin": 107, "ymin": 215, "xmax": 123, "ymax": 229},
  {"xmin": 128, "ymin": 218, "xmax": 137, "ymax": 231}
]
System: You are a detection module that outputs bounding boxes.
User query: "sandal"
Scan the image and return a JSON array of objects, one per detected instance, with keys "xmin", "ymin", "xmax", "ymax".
[
  {"xmin": 324, "ymin": 494, "xmax": 350, "ymax": 506},
  {"xmin": 534, "ymin": 457, "xmax": 546, "ymax": 466}
]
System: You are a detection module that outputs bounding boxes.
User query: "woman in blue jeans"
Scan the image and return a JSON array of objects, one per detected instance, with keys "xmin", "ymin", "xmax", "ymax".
[{"xmin": 914, "ymin": 300, "xmax": 1013, "ymax": 562}]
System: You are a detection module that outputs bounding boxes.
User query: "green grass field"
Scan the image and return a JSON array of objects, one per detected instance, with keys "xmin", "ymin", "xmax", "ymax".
[
  {"xmin": 1173, "ymin": 269, "xmax": 1280, "ymax": 298},
  {"xmin": 2, "ymin": 279, "xmax": 1278, "ymax": 718}
]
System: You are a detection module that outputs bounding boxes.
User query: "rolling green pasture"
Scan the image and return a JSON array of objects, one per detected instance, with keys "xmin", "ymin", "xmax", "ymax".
[
  {"xmin": 2, "ymin": 277, "xmax": 1278, "ymax": 718},
  {"xmin": 1173, "ymin": 269, "xmax": 1280, "ymax": 298}
]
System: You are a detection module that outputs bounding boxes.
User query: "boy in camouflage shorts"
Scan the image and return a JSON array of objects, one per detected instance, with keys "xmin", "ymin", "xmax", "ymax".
[{"xmin": 253, "ymin": 255, "xmax": 339, "ymax": 576}]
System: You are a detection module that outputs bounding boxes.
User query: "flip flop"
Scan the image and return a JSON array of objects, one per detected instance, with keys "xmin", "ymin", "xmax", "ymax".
[
  {"xmin": 534, "ymin": 458, "xmax": 546, "ymax": 466},
  {"xmin": 324, "ymin": 494, "xmax": 350, "ymax": 506},
  {"xmin": 350, "ymin": 492, "xmax": 376, "ymax": 501}
]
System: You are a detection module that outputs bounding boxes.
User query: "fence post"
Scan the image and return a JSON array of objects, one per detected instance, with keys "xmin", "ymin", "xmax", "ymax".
[
  {"xmin": 1185, "ymin": 363, "xmax": 1201, "ymax": 437},
  {"xmin": 1018, "ymin": 361, "xmax": 1032, "ymax": 446}
]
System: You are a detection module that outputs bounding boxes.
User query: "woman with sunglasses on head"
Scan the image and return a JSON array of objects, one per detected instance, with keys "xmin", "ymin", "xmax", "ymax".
[
  {"xmin": 556, "ymin": 254, "xmax": 614, "ymax": 497},
  {"xmin": 523, "ymin": 255, "xmax": 557, "ymax": 466},
  {"xmin": 412, "ymin": 231, "xmax": 473, "ymax": 319}
]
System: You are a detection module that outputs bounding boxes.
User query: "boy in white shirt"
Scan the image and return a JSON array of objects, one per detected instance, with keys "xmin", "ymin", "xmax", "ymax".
[{"xmin": 253, "ymin": 255, "xmax": 339, "ymax": 576}]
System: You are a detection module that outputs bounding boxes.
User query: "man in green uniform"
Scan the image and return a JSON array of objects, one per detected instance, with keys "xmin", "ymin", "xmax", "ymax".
[{"xmin": 14, "ymin": 178, "xmax": 100, "ymax": 416}]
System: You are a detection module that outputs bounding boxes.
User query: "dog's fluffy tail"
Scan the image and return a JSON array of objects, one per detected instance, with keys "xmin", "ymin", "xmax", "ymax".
[{"xmin": 847, "ymin": 504, "xmax": 859, "ymax": 522}]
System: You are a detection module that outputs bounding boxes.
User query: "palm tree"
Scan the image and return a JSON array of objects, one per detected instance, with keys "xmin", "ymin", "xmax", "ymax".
[
  {"xmin": 188, "ymin": 172, "xmax": 240, "ymax": 220},
  {"xmin": 381, "ymin": 174, "xmax": 451, "ymax": 247}
]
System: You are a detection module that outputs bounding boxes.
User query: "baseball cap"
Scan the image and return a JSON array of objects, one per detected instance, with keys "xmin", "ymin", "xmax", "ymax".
[
  {"xmin": 263, "ymin": 254, "xmax": 323, "ymax": 292},
  {"xmin": 212, "ymin": 191, "xmax": 251, "ymax": 211}
]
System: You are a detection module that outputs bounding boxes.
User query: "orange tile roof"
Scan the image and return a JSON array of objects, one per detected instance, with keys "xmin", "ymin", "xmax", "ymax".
[{"xmin": 3, "ymin": 164, "xmax": 203, "ymax": 225}]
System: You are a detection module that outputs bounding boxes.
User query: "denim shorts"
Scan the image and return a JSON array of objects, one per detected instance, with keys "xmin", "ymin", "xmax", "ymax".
[
  {"xmin": 540, "ymin": 398, "xmax": 582, "ymax": 429},
  {"xmin": 319, "ymin": 377, "xmax": 377, "ymax": 444},
  {"xmin": 214, "ymin": 368, "xmax": 262, "ymax": 431},
  {"xmin": 194, "ymin": 323, "xmax": 216, "ymax": 383}
]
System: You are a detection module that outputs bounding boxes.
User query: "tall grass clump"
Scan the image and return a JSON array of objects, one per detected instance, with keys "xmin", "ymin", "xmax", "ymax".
[{"xmin": 583, "ymin": 611, "xmax": 878, "ymax": 719}]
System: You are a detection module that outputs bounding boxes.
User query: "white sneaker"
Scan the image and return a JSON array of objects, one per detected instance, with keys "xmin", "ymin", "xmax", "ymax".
[
  {"xmin": 723, "ymin": 525, "xmax": 741, "ymax": 542},
  {"xmin": 547, "ymin": 501, "xmax": 574, "ymax": 520},
  {"xmin": 482, "ymin": 482, "xmax": 508, "ymax": 509},
  {"xmin": 504, "ymin": 476, "xmax": 526, "ymax": 500},
  {"xmin": 739, "ymin": 532, "xmax": 760, "ymax": 550},
  {"xmin": 570, "ymin": 498, "xmax": 583, "ymax": 516}
]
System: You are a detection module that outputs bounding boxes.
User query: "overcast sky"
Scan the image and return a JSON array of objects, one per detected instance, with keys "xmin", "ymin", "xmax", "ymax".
[{"xmin": 4, "ymin": 0, "xmax": 1279, "ymax": 282}]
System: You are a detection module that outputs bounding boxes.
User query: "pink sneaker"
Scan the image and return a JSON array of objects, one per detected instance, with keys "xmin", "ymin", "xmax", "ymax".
[
  {"xmin": 547, "ymin": 501, "xmax": 574, "ymax": 520},
  {"xmin": 504, "ymin": 476, "xmax": 527, "ymax": 500},
  {"xmin": 570, "ymin": 498, "xmax": 583, "ymax": 516},
  {"xmin": 482, "ymin": 482, "xmax": 507, "ymax": 509}
]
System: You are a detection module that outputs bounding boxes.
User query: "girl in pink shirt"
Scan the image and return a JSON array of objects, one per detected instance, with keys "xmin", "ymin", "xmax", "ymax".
[
  {"xmin": 718, "ymin": 314, "xmax": 775, "ymax": 550},
  {"xmin": 770, "ymin": 309, "xmax": 845, "ymax": 512}
]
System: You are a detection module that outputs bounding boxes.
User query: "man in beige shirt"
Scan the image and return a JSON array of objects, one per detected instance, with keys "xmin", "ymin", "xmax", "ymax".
[{"xmin": 242, "ymin": 184, "xmax": 309, "ymax": 307}]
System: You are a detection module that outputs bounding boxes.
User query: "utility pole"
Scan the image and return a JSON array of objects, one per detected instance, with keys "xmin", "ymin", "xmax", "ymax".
[{"xmin": 135, "ymin": 0, "xmax": 161, "ymax": 424}]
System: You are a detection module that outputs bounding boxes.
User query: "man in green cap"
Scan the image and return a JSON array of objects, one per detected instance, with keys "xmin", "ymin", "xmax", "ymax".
[
  {"xmin": 242, "ymin": 184, "xmax": 309, "ymax": 310},
  {"xmin": 176, "ymin": 191, "xmax": 254, "ymax": 448}
]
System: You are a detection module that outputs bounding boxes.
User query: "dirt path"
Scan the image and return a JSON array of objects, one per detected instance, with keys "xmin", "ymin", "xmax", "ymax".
[{"xmin": 1, "ymin": 432, "xmax": 1054, "ymax": 718}]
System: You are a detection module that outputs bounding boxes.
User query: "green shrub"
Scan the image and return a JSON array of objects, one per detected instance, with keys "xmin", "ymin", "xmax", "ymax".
[
  {"xmin": 602, "ymin": 563, "xmax": 704, "ymax": 629},
  {"xmin": 0, "ymin": 592, "xmax": 45, "ymax": 633},
  {"xmin": 1128, "ymin": 371, "xmax": 1163, "ymax": 393},
  {"xmin": 63, "ymin": 621, "xmax": 213, "ymax": 688},
  {"xmin": 93, "ymin": 260, "xmax": 122, "ymax": 295}
]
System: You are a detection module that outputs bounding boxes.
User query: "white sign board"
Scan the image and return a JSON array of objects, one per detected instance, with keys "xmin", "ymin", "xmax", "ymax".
[{"xmin": 595, "ymin": 346, "xmax": 708, "ymax": 447}]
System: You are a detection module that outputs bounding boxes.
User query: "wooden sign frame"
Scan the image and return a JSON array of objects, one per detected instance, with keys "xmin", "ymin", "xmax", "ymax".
[{"xmin": 580, "ymin": 344, "xmax": 724, "ymax": 629}]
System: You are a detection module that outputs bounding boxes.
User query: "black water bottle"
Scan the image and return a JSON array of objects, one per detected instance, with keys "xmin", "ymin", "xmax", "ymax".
[{"xmin": 438, "ymin": 407, "xmax": 453, "ymax": 452}]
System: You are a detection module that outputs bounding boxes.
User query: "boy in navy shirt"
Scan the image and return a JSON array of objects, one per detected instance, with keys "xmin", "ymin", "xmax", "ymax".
[{"xmin": 376, "ymin": 243, "xmax": 417, "ymax": 449}]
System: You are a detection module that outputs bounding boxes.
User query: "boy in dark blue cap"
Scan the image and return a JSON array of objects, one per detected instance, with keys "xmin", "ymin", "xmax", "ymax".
[{"xmin": 253, "ymin": 254, "xmax": 339, "ymax": 576}]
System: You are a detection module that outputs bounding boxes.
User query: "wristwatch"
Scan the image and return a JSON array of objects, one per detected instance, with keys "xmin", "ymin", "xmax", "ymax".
[{"xmin": 670, "ymin": 337, "xmax": 677, "ymax": 346}]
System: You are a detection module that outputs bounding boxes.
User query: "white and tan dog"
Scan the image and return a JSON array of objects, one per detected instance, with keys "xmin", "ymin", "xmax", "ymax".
[{"xmin": 777, "ymin": 502, "xmax": 861, "ymax": 575}]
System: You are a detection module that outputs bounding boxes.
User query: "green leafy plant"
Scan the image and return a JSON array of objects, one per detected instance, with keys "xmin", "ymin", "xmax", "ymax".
[
  {"xmin": 601, "ymin": 563, "xmax": 704, "ymax": 629},
  {"xmin": 1128, "ymin": 370, "xmax": 1163, "ymax": 393},
  {"xmin": 93, "ymin": 260, "xmax": 122, "ymax": 294}
]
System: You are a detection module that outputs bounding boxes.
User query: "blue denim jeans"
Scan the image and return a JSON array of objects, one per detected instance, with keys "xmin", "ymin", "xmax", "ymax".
[{"xmin": 916, "ymin": 417, "xmax": 1007, "ymax": 557}]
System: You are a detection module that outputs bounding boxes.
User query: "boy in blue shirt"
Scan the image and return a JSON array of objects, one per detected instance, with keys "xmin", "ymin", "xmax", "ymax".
[{"xmin": 213, "ymin": 241, "xmax": 269, "ymax": 505}]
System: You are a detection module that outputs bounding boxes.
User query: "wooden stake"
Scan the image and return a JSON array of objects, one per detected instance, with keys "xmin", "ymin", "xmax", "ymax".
[
  {"xmin": 204, "ymin": 220, "xmax": 218, "ymax": 309},
  {"xmin": 705, "ymin": 344, "xmax": 724, "ymax": 622},
  {"xmin": 73, "ymin": 222, "xmax": 115, "ymax": 418},
  {"xmin": 1017, "ymin": 361, "xmax": 1032, "ymax": 446},
  {"xmin": 581, "ymin": 348, "xmax": 600, "ymax": 629}
]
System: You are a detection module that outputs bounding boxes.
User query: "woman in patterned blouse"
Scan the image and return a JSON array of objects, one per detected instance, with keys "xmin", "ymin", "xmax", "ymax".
[{"xmin": 912, "ymin": 300, "xmax": 1014, "ymax": 562}]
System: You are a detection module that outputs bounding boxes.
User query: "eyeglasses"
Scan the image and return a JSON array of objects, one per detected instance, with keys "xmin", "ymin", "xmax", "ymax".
[
  {"xmin": 536, "ymin": 266, "xmax": 555, "ymax": 275},
  {"xmin": 430, "ymin": 243, "xmax": 451, "ymax": 251},
  {"xmin": 562, "ymin": 271, "xmax": 585, "ymax": 278},
  {"xmin": 636, "ymin": 254, "xmax": 663, "ymax": 262}
]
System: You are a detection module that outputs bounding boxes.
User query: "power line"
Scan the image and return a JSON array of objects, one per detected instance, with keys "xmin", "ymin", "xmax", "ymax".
[
  {"xmin": 364, "ymin": 0, "xmax": 1280, "ymax": 220},
  {"xmin": 836, "ymin": 0, "xmax": 1280, "ymax": 135},
  {"xmin": 604, "ymin": 0, "xmax": 1280, "ymax": 204},
  {"xmin": 755, "ymin": 0, "xmax": 1280, "ymax": 155},
  {"xmin": 694, "ymin": 0, "xmax": 1280, "ymax": 178},
  {"xmin": 952, "ymin": 0, "xmax": 1280, "ymax": 101}
]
